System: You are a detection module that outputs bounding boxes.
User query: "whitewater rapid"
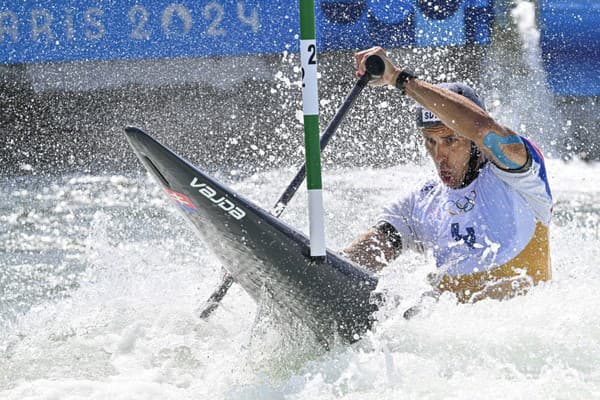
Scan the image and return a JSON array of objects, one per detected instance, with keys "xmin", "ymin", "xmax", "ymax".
[{"xmin": 1, "ymin": 158, "xmax": 599, "ymax": 399}]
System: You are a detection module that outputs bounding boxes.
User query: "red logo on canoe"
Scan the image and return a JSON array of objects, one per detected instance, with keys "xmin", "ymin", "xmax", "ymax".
[{"xmin": 164, "ymin": 188, "xmax": 197, "ymax": 213}]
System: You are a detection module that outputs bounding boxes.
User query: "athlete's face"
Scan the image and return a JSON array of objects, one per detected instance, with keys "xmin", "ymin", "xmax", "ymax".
[{"xmin": 422, "ymin": 125, "xmax": 472, "ymax": 189}]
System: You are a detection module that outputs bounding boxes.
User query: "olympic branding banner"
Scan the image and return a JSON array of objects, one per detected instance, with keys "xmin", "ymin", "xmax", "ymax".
[
  {"xmin": 540, "ymin": 0, "xmax": 600, "ymax": 95},
  {"xmin": 0, "ymin": 0, "xmax": 493, "ymax": 64}
]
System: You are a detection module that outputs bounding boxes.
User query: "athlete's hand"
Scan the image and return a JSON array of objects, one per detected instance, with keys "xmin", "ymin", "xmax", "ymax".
[{"xmin": 355, "ymin": 47, "xmax": 401, "ymax": 86}]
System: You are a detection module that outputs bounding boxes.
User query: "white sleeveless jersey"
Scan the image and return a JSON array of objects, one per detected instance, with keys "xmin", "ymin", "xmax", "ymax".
[{"xmin": 379, "ymin": 138, "xmax": 552, "ymax": 276}]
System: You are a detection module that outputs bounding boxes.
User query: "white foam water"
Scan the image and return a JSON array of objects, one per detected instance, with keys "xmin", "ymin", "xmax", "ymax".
[{"xmin": 1, "ymin": 158, "xmax": 600, "ymax": 399}]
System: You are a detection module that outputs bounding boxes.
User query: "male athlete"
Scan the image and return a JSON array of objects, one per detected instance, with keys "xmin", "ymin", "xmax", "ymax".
[{"xmin": 344, "ymin": 48, "xmax": 553, "ymax": 303}]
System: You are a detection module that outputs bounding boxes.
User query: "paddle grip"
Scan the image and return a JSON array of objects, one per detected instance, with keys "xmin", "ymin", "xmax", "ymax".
[{"xmin": 365, "ymin": 55, "xmax": 385, "ymax": 80}]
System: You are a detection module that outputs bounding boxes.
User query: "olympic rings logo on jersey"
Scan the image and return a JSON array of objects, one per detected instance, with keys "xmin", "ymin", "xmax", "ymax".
[{"xmin": 445, "ymin": 190, "xmax": 477, "ymax": 216}]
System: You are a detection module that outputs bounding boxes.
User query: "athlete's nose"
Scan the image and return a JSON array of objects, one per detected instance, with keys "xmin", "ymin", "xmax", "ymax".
[{"xmin": 433, "ymin": 143, "xmax": 448, "ymax": 164}]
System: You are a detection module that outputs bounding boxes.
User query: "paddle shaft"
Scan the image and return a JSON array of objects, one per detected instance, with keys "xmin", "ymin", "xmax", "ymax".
[
  {"xmin": 273, "ymin": 73, "xmax": 370, "ymax": 215},
  {"xmin": 271, "ymin": 55, "xmax": 384, "ymax": 215},
  {"xmin": 198, "ymin": 56, "xmax": 385, "ymax": 320}
]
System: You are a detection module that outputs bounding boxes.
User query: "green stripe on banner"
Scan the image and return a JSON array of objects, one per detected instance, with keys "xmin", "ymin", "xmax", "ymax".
[
  {"xmin": 304, "ymin": 115, "xmax": 322, "ymax": 190},
  {"xmin": 299, "ymin": 0, "xmax": 316, "ymax": 40}
]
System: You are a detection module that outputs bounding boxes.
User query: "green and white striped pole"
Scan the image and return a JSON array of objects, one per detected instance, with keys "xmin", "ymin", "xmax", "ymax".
[{"xmin": 299, "ymin": 0, "xmax": 326, "ymax": 257}]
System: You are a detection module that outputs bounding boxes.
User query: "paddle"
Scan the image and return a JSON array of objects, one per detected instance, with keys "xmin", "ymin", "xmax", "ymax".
[{"xmin": 198, "ymin": 55, "xmax": 385, "ymax": 319}]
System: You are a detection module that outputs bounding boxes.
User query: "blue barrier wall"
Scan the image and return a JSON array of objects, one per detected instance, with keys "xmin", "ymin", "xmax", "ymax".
[
  {"xmin": 540, "ymin": 0, "xmax": 600, "ymax": 96},
  {"xmin": 0, "ymin": 0, "xmax": 493, "ymax": 64}
]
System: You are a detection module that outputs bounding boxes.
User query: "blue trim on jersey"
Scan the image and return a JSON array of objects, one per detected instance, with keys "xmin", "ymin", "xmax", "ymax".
[
  {"xmin": 420, "ymin": 181, "xmax": 437, "ymax": 194},
  {"xmin": 522, "ymin": 137, "xmax": 552, "ymax": 199},
  {"xmin": 483, "ymin": 132, "xmax": 525, "ymax": 169}
]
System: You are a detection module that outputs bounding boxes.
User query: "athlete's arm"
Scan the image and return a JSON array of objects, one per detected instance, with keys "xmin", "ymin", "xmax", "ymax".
[
  {"xmin": 343, "ymin": 222, "xmax": 402, "ymax": 272},
  {"xmin": 405, "ymin": 80, "xmax": 529, "ymax": 170},
  {"xmin": 355, "ymin": 47, "xmax": 529, "ymax": 171}
]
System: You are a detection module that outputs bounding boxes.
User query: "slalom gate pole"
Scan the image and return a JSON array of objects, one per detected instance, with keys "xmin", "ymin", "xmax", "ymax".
[
  {"xmin": 198, "ymin": 56, "xmax": 385, "ymax": 319},
  {"xmin": 273, "ymin": 73, "xmax": 371, "ymax": 214},
  {"xmin": 274, "ymin": 56, "xmax": 384, "ymax": 213},
  {"xmin": 299, "ymin": 0, "xmax": 326, "ymax": 257}
]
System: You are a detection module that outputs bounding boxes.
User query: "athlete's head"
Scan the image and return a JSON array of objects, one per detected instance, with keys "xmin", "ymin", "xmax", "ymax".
[{"xmin": 415, "ymin": 82, "xmax": 486, "ymax": 189}]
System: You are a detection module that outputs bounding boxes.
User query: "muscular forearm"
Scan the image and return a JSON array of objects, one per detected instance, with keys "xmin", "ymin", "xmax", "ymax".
[
  {"xmin": 400, "ymin": 75, "xmax": 528, "ymax": 169},
  {"xmin": 403, "ymin": 78, "xmax": 499, "ymax": 142},
  {"xmin": 355, "ymin": 47, "xmax": 528, "ymax": 169},
  {"xmin": 343, "ymin": 228, "xmax": 398, "ymax": 272}
]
